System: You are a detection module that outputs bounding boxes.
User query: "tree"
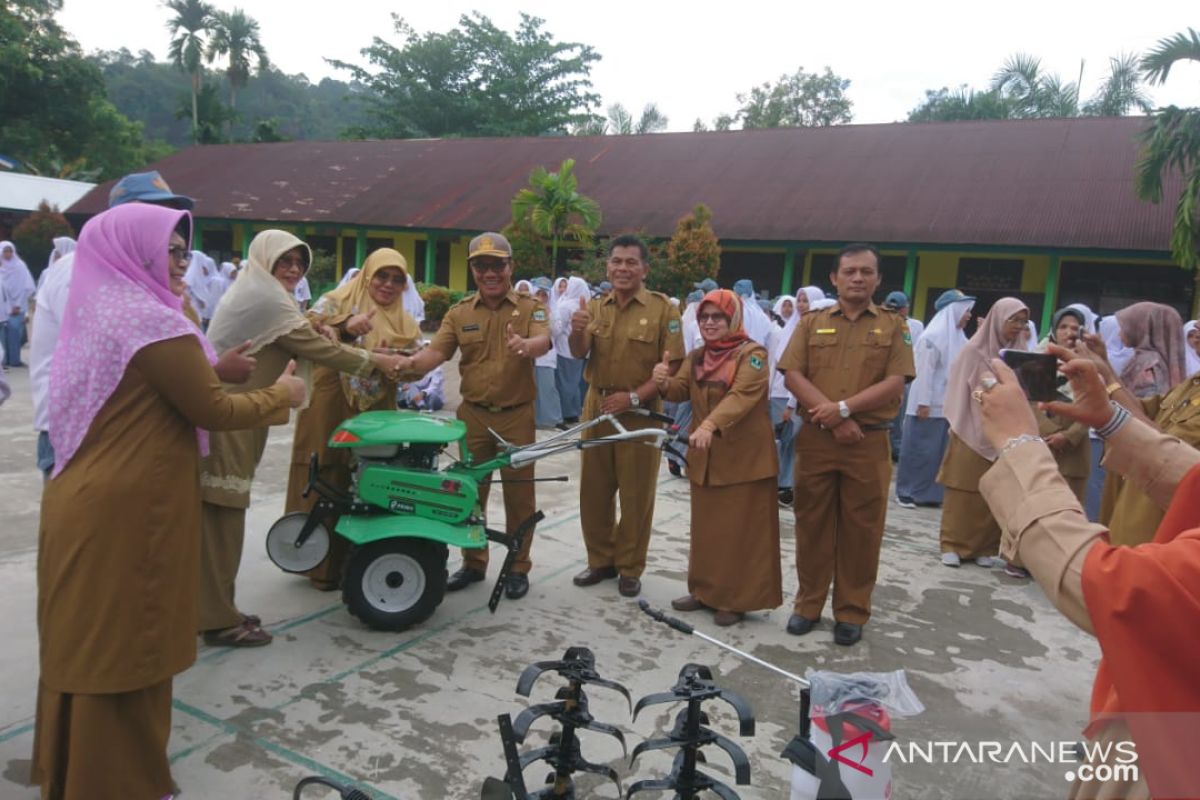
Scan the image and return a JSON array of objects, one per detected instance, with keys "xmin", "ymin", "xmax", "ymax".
[
  {"xmin": 1083, "ymin": 53, "xmax": 1154, "ymax": 117},
  {"xmin": 511, "ymin": 158, "xmax": 602, "ymax": 277},
  {"xmin": 330, "ymin": 13, "xmax": 600, "ymax": 139},
  {"xmin": 908, "ymin": 51, "xmax": 1152, "ymax": 122},
  {"xmin": 574, "ymin": 102, "xmax": 669, "ymax": 135},
  {"xmin": 206, "ymin": 7, "xmax": 268, "ymax": 129},
  {"xmin": 164, "ymin": 0, "xmax": 213, "ymax": 143},
  {"xmin": 0, "ymin": 0, "xmax": 170, "ymax": 179},
  {"xmin": 663, "ymin": 204, "xmax": 722, "ymax": 298},
  {"xmin": 1136, "ymin": 28, "xmax": 1200, "ymax": 293},
  {"xmin": 502, "ymin": 218, "xmax": 554, "ymax": 279},
  {"xmin": 13, "ymin": 202, "xmax": 74, "ymax": 281},
  {"xmin": 735, "ymin": 67, "xmax": 853, "ymax": 128},
  {"xmin": 174, "ymin": 80, "xmax": 233, "ymax": 143}
]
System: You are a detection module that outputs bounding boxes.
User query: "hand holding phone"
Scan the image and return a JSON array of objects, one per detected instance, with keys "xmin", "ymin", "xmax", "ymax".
[{"xmin": 999, "ymin": 349, "xmax": 1058, "ymax": 402}]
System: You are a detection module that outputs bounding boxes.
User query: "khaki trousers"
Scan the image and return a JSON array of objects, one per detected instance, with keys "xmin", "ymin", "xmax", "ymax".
[
  {"xmin": 792, "ymin": 425, "xmax": 891, "ymax": 625},
  {"xmin": 578, "ymin": 390, "xmax": 662, "ymax": 578},
  {"xmin": 457, "ymin": 401, "xmax": 537, "ymax": 574},
  {"xmin": 197, "ymin": 502, "xmax": 247, "ymax": 631}
]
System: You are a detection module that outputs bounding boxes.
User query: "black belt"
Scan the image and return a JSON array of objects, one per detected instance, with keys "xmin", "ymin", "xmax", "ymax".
[
  {"xmin": 860, "ymin": 422, "xmax": 893, "ymax": 431},
  {"xmin": 467, "ymin": 400, "xmax": 528, "ymax": 413}
]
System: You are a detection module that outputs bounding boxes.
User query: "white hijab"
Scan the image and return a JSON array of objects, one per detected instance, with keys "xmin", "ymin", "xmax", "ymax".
[
  {"xmin": 1100, "ymin": 315, "xmax": 1134, "ymax": 378},
  {"xmin": 776, "ymin": 286, "xmax": 827, "ymax": 359},
  {"xmin": 1066, "ymin": 302, "xmax": 1099, "ymax": 336},
  {"xmin": 738, "ymin": 293, "xmax": 773, "ymax": 346},
  {"xmin": 402, "ymin": 278, "xmax": 424, "ymax": 323},
  {"xmin": 0, "ymin": 240, "xmax": 36, "ymax": 311},
  {"xmin": 184, "ymin": 250, "xmax": 217, "ymax": 317},
  {"xmin": 772, "ymin": 296, "xmax": 795, "ymax": 324},
  {"xmin": 339, "ymin": 267, "xmax": 361, "ymax": 287},
  {"xmin": 1184, "ymin": 320, "xmax": 1200, "ymax": 379}
]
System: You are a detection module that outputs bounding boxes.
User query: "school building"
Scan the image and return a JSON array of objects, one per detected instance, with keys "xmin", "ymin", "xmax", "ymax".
[{"xmin": 67, "ymin": 116, "xmax": 1192, "ymax": 329}]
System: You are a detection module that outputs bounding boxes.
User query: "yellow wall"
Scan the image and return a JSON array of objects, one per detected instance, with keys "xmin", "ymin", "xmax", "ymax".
[{"xmin": 449, "ymin": 239, "xmax": 469, "ymax": 292}]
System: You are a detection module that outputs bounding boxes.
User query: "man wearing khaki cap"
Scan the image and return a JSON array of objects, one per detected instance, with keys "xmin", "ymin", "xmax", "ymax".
[{"xmin": 397, "ymin": 232, "xmax": 551, "ymax": 598}]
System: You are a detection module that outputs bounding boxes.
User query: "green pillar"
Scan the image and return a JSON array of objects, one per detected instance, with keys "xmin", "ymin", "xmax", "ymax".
[
  {"xmin": 192, "ymin": 219, "xmax": 204, "ymax": 251},
  {"xmin": 801, "ymin": 251, "xmax": 813, "ymax": 287},
  {"xmin": 424, "ymin": 234, "xmax": 437, "ymax": 285},
  {"xmin": 1042, "ymin": 254, "xmax": 1061, "ymax": 334},
  {"xmin": 781, "ymin": 248, "xmax": 796, "ymax": 295},
  {"xmin": 903, "ymin": 250, "xmax": 917, "ymax": 299},
  {"xmin": 355, "ymin": 229, "xmax": 367, "ymax": 270},
  {"xmin": 240, "ymin": 222, "xmax": 252, "ymax": 259}
]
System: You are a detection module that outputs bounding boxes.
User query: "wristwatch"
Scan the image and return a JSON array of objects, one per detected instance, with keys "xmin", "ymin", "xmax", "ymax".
[
  {"xmin": 629, "ymin": 392, "xmax": 641, "ymax": 408},
  {"xmin": 838, "ymin": 400, "xmax": 851, "ymax": 419}
]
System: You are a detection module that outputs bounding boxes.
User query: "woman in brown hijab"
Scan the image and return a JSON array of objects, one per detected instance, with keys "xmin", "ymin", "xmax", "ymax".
[
  {"xmin": 283, "ymin": 248, "xmax": 422, "ymax": 589},
  {"xmin": 1084, "ymin": 301, "xmax": 1194, "ymax": 545},
  {"xmin": 938, "ymin": 297, "xmax": 1030, "ymax": 570},
  {"xmin": 654, "ymin": 289, "xmax": 782, "ymax": 626}
]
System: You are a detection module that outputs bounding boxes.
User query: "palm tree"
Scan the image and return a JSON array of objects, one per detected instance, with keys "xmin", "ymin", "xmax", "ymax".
[
  {"xmin": 992, "ymin": 53, "xmax": 1079, "ymax": 118},
  {"xmin": 206, "ymin": 7, "xmax": 268, "ymax": 134},
  {"xmin": 511, "ymin": 158, "xmax": 602, "ymax": 277},
  {"xmin": 1083, "ymin": 53, "xmax": 1153, "ymax": 117},
  {"xmin": 164, "ymin": 0, "xmax": 214, "ymax": 143},
  {"xmin": 572, "ymin": 102, "xmax": 670, "ymax": 136},
  {"xmin": 1136, "ymin": 28, "xmax": 1200, "ymax": 296}
]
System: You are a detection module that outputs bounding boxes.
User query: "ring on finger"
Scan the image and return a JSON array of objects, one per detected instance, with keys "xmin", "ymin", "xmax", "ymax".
[
  {"xmin": 981, "ymin": 375, "xmax": 998, "ymax": 391},
  {"xmin": 972, "ymin": 389, "xmax": 984, "ymax": 403}
]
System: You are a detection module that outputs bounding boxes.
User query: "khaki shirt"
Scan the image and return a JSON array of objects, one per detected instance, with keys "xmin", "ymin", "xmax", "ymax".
[
  {"xmin": 778, "ymin": 301, "xmax": 915, "ymax": 425},
  {"xmin": 430, "ymin": 289, "xmax": 549, "ymax": 407},
  {"xmin": 582, "ymin": 287, "xmax": 684, "ymax": 389}
]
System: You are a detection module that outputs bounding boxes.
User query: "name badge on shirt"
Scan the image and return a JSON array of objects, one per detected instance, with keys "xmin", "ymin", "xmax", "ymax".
[
  {"xmin": 816, "ymin": 328, "xmax": 837, "ymax": 334},
  {"xmin": 462, "ymin": 323, "xmax": 481, "ymax": 332}
]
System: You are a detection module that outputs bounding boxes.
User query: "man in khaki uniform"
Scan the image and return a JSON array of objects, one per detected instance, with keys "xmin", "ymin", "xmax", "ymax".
[
  {"xmin": 568, "ymin": 234, "xmax": 684, "ymax": 597},
  {"xmin": 399, "ymin": 232, "xmax": 550, "ymax": 599},
  {"xmin": 779, "ymin": 243, "xmax": 914, "ymax": 645}
]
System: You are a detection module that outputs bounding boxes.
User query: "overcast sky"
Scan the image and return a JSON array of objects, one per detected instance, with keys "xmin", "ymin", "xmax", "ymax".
[{"xmin": 59, "ymin": 0, "xmax": 1199, "ymax": 129}]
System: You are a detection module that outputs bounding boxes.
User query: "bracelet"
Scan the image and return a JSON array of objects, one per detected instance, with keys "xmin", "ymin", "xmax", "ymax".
[
  {"xmin": 1000, "ymin": 434, "xmax": 1043, "ymax": 456},
  {"xmin": 1105, "ymin": 381, "xmax": 1122, "ymax": 397},
  {"xmin": 1095, "ymin": 401, "xmax": 1131, "ymax": 439}
]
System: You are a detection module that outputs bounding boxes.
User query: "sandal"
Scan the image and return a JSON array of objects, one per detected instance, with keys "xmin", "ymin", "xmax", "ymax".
[
  {"xmin": 203, "ymin": 621, "xmax": 273, "ymax": 648},
  {"xmin": 240, "ymin": 613, "xmax": 261, "ymax": 626}
]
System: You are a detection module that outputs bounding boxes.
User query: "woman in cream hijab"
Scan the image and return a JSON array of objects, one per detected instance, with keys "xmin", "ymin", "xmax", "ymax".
[
  {"xmin": 199, "ymin": 231, "xmax": 407, "ymax": 646},
  {"xmin": 285, "ymin": 248, "xmax": 422, "ymax": 589}
]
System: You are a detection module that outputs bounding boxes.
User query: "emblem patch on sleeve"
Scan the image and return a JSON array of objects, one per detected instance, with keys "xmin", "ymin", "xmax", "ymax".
[
  {"xmin": 903, "ymin": 331, "xmax": 912, "ymax": 345},
  {"xmin": 749, "ymin": 354, "xmax": 764, "ymax": 370},
  {"xmin": 532, "ymin": 310, "xmax": 547, "ymax": 322},
  {"xmin": 668, "ymin": 319, "xmax": 680, "ymax": 333}
]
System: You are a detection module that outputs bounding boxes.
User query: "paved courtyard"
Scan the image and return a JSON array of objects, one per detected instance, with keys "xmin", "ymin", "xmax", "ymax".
[{"xmin": 0, "ymin": 355, "xmax": 1097, "ymax": 799}]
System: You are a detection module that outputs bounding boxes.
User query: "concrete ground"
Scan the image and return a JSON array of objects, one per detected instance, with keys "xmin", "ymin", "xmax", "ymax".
[{"xmin": 0, "ymin": 350, "xmax": 1098, "ymax": 799}]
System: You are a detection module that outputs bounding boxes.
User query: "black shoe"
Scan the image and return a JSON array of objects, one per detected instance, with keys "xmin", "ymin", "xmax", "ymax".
[
  {"xmin": 503, "ymin": 573, "xmax": 529, "ymax": 599},
  {"xmin": 833, "ymin": 622, "xmax": 863, "ymax": 646},
  {"xmin": 555, "ymin": 421, "xmax": 572, "ymax": 431},
  {"xmin": 778, "ymin": 488, "xmax": 794, "ymax": 508},
  {"xmin": 786, "ymin": 614, "xmax": 818, "ymax": 636},
  {"xmin": 573, "ymin": 566, "xmax": 618, "ymax": 587},
  {"xmin": 667, "ymin": 460, "xmax": 683, "ymax": 478},
  {"xmin": 446, "ymin": 567, "xmax": 486, "ymax": 592}
]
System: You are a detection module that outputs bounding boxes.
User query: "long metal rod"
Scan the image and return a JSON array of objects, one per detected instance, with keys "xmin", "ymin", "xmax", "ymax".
[{"xmin": 638, "ymin": 600, "xmax": 809, "ymax": 687}]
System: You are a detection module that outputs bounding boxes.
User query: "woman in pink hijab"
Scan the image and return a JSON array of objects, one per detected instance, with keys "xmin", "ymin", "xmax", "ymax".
[
  {"xmin": 937, "ymin": 297, "xmax": 1030, "ymax": 572},
  {"xmin": 33, "ymin": 203, "xmax": 306, "ymax": 800}
]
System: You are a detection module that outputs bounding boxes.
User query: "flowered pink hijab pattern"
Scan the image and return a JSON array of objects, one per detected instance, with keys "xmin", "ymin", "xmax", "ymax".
[{"xmin": 48, "ymin": 204, "xmax": 217, "ymax": 477}]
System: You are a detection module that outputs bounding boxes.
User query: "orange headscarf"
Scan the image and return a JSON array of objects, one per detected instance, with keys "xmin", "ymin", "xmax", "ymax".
[
  {"xmin": 694, "ymin": 289, "xmax": 750, "ymax": 388},
  {"xmin": 1081, "ymin": 463, "xmax": 1200, "ymax": 795}
]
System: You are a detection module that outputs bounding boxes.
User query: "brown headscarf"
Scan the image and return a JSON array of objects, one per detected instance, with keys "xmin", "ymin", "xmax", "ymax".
[
  {"xmin": 944, "ymin": 297, "xmax": 1029, "ymax": 460},
  {"xmin": 694, "ymin": 289, "xmax": 750, "ymax": 388},
  {"xmin": 1115, "ymin": 302, "xmax": 1185, "ymax": 398}
]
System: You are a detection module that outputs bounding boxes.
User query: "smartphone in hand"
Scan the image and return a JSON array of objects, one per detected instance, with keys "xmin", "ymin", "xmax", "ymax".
[{"xmin": 999, "ymin": 349, "xmax": 1058, "ymax": 402}]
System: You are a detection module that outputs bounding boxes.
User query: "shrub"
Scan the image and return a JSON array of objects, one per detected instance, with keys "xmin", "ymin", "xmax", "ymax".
[{"xmin": 13, "ymin": 202, "xmax": 75, "ymax": 281}]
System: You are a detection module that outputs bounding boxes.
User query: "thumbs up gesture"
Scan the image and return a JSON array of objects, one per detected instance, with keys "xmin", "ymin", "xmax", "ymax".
[
  {"xmin": 346, "ymin": 308, "xmax": 376, "ymax": 337},
  {"xmin": 570, "ymin": 296, "xmax": 591, "ymax": 334},
  {"xmin": 652, "ymin": 350, "xmax": 672, "ymax": 389},
  {"xmin": 274, "ymin": 359, "xmax": 307, "ymax": 407},
  {"xmin": 506, "ymin": 323, "xmax": 528, "ymax": 358}
]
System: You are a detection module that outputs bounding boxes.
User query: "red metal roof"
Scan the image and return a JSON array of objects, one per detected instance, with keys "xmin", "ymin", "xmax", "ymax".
[{"xmin": 69, "ymin": 117, "xmax": 1182, "ymax": 253}]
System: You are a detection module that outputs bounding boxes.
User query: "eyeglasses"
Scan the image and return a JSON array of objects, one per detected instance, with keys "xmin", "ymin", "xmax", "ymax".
[
  {"xmin": 273, "ymin": 256, "xmax": 307, "ymax": 273},
  {"xmin": 168, "ymin": 246, "xmax": 192, "ymax": 264},
  {"xmin": 372, "ymin": 272, "xmax": 407, "ymax": 287},
  {"xmin": 697, "ymin": 313, "xmax": 729, "ymax": 324},
  {"xmin": 470, "ymin": 260, "xmax": 509, "ymax": 274}
]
